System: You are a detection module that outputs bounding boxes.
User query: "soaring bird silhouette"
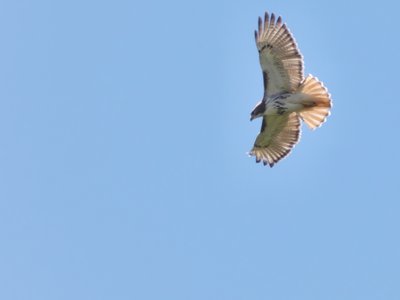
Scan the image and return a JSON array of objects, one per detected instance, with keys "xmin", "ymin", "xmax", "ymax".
[{"xmin": 249, "ymin": 12, "xmax": 332, "ymax": 167}]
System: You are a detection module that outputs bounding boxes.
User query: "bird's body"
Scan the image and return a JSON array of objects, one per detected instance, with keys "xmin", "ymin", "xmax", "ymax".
[
  {"xmin": 249, "ymin": 12, "xmax": 332, "ymax": 167},
  {"xmin": 265, "ymin": 93, "xmax": 306, "ymax": 115}
]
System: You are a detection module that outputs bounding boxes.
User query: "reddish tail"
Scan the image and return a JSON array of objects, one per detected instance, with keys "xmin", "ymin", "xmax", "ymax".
[{"xmin": 297, "ymin": 75, "xmax": 332, "ymax": 129}]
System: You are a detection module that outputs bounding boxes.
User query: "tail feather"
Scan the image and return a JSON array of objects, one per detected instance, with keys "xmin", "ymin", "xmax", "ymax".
[{"xmin": 297, "ymin": 75, "xmax": 332, "ymax": 129}]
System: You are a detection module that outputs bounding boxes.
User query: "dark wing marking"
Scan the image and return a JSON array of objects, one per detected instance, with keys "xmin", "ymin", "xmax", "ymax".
[{"xmin": 262, "ymin": 71, "xmax": 268, "ymax": 98}]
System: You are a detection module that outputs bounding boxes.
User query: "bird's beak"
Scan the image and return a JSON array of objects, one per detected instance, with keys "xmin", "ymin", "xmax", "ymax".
[{"xmin": 250, "ymin": 116, "xmax": 254, "ymax": 121}]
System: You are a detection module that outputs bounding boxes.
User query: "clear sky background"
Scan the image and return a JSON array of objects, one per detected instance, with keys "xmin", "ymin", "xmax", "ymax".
[{"xmin": 1, "ymin": 0, "xmax": 399, "ymax": 299}]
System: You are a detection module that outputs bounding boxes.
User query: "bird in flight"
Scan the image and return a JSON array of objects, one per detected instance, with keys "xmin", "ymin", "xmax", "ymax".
[{"xmin": 249, "ymin": 12, "xmax": 332, "ymax": 167}]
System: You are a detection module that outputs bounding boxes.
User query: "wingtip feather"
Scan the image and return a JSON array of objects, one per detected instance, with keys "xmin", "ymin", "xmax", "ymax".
[
  {"xmin": 270, "ymin": 13, "xmax": 275, "ymax": 25},
  {"xmin": 264, "ymin": 12, "xmax": 269, "ymax": 31}
]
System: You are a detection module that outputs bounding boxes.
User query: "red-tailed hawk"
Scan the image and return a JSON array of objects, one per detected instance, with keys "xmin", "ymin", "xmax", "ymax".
[{"xmin": 249, "ymin": 12, "xmax": 332, "ymax": 167}]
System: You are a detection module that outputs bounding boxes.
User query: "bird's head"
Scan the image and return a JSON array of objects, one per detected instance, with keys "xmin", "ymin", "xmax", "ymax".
[{"xmin": 250, "ymin": 100, "xmax": 266, "ymax": 121}]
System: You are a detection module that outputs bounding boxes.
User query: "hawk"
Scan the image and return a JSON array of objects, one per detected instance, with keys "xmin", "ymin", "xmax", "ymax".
[{"xmin": 249, "ymin": 12, "xmax": 332, "ymax": 167}]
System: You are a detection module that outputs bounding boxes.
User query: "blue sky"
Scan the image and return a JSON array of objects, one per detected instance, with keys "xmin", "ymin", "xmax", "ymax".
[{"xmin": 1, "ymin": 0, "xmax": 399, "ymax": 299}]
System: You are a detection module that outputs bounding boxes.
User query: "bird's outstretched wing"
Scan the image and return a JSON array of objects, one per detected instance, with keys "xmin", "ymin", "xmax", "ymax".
[
  {"xmin": 250, "ymin": 112, "xmax": 301, "ymax": 167},
  {"xmin": 255, "ymin": 12, "xmax": 304, "ymax": 97}
]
